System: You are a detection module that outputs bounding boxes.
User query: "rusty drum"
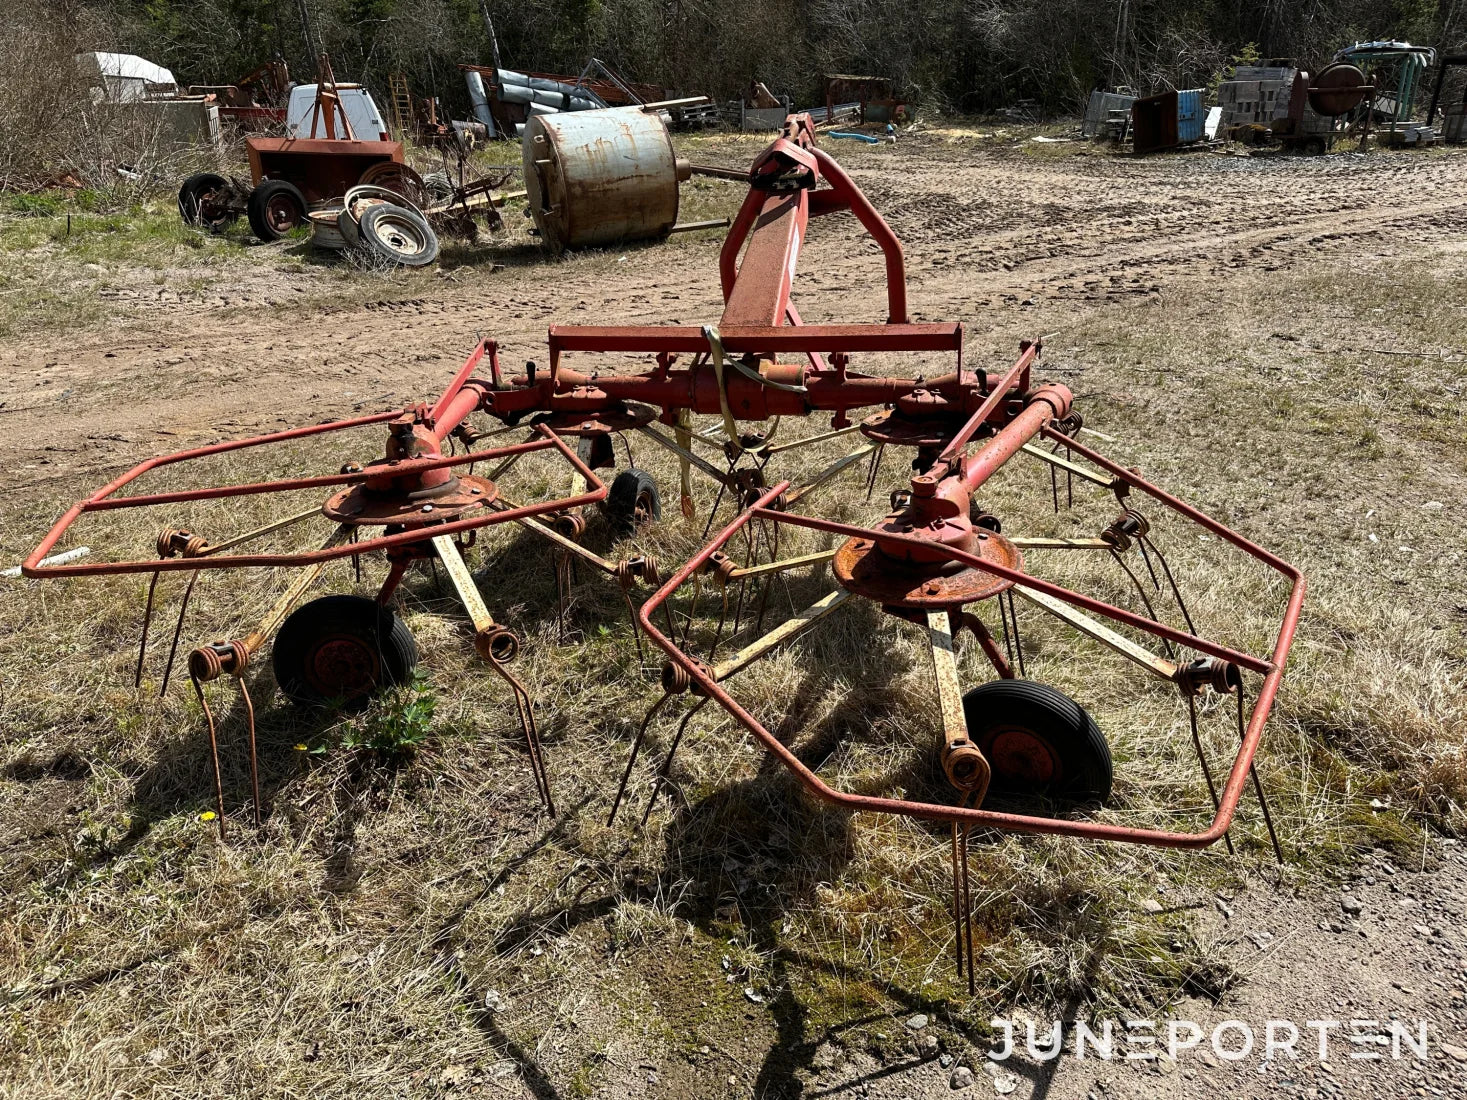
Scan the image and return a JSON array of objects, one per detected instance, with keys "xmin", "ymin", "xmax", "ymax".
[{"xmin": 522, "ymin": 106, "xmax": 689, "ymax": 251}]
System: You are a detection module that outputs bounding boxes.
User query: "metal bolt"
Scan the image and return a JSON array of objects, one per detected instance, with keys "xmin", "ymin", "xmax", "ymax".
[
  {"xmin": 421, "ymin": 504, "xmax": 434, "ymax": 513},
  {"xmin": 470, "ymin": 487, "xmax": 482, "ymax": 495}
]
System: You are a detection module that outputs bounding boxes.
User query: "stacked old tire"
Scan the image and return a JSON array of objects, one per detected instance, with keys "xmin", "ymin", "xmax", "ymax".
[{"xmin": 329, "ymin": 184, "xmax": 440, "ymax": 266}]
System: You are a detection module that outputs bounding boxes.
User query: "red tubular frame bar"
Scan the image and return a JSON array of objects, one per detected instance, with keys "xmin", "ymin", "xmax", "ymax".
[
  {"xmin": 23, "ymin": 425, "xmax": 605, "ymax": 577},
  {"xmin": 638, "ymin": 455, "xmax": 1304, "ymax": 849}
]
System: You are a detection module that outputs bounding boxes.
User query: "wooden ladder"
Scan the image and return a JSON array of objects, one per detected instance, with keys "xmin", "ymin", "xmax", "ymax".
[{"xmin": 388, "ymin": 72, "xmax": 414, "ymax": 140}]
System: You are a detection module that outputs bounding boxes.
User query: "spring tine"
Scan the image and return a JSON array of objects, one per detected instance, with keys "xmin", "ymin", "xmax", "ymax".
[
  {"xmin": 609, "ymin": 691, "xmax": 673, "ymax": 826},
  {"xmin": 680, "ymin": 575, "xmax": 702, "ymax": 650},
  {"xmin": 731, "ymin": 577, "xmax": 750, "ymax": 640},
  {"xmin": 998, "ymin": 593, "xmax": 1015, "ymax": 669},
  {"xmin": 134, "ymin": 570, "xmax": 161, "ymax": 688},
  {"xmin": 1005, "ymin": 590, "xmax": 1027, "ymax": 678},
  {"xmin": 642, "ymin": 696, "xmax": 708, "ymax": 825},
  {"xmin": 1142, "ymin": 534, "xmax": 1198, "ymax": 637},
  {"xmin": 950, "ymin": 822, "xmax": 964, "ymax": 978},
  {"xmin": 1065, "ymin": 446, "xmax": 1073, "ymax": 508},
  {"xmin": 961, "ymin": 823, "xmax": 975, "ymax": 995},
  {"xmin": 351, "ymin": 528, "xmax": 361, "ymax": 584},
  {"xmin": 622, "ymin": 588, "xmax": 647, "ymax": 667},
  {"xmin": 1238, "ymin": 685, "xmax": 1284, "ymax": 864},
  {"xmin": 1188, "ymin": 693, "xmax": 1233, "ymax": 855},
  {"xmin": 1135, "ymin": 536, "xmax": 1162, "ymax": 592},
  {"xmin": 753, "ymin": 522, "xmax": 776, "ymax": 636},
  {"xmin": 238, "ymin": 675, "xmax": 261, "ymax": 828},
  {"xmin": 708, "ymin": 584, "xmax": 732, "ymax": 662},
  {"xmin": 863, "ymin": 443, "xmax": 886, "ymax": 503},
  {"xmin": 701, "ymin": 465, "xmax": 732, "ymax": 541},
  {"xmin": 160, "ymin": 572, "xmax": 202, "ymax": 698},
  {"xmin": 190, "ymin": 671, "xmax": 227, "ymax": 840},
  {"xmin": 1049, "ymin": 463, "xmax": 1059, "ymax": 514},
  {"xmin": 618, "ymin": 430, "xmax": 634, "ymax": 469},
  {"xmin": 1109, "ymin": 549, "xmax": 1173, "ymax": 658},
  {"xmin": 497, "ymin": 659, "xmax": 554, "ymax": 816}
]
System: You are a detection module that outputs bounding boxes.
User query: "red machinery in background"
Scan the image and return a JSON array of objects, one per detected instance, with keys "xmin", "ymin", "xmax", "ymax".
[{"xmin": 28, "ymin": 115, "xmax": 1302, "ymax": 988}]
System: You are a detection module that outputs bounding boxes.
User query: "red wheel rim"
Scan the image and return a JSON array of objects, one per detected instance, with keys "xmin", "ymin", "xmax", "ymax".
[
  {"xmin": 634, "ymin": 489, "xmax": 655, "ymax": 523},
  {"xmin": 198, "ymin": 188, "xmax": 228, "ymax": 224},
  {"xmin": 265, "ymin": 193, "xmax": 299, "ymax": 233},
  {"xmin": 985, "ymin": 726, "xmax": 1059, "ymax": 786},
  {"xmin": 307, "ymin": 634, "xmax": 381, "ymax": 699}
]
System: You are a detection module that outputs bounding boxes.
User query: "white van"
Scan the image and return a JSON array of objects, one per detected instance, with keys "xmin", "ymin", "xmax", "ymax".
[{"xmin": 284, "ymin": 84, "xmax": 389, "ymax": 141}]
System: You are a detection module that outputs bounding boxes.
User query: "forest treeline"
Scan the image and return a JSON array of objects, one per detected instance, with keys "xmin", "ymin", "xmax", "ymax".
[{"xmin": 8, "ymin": 0, "xmax": 1458, "ymax": 122}]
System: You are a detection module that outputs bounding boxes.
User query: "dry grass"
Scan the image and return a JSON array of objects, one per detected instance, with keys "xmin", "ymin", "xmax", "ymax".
[{"xmin": 1, "ymin": 184, "xmax": 1465, "ymax": 1096}]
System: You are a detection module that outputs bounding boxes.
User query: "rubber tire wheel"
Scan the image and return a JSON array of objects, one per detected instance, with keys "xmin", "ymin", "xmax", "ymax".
[
  {"xmin": 606, "ymin": 468, "xmax": 661, "ymax": 538},
  {"xmin": 272, "ymin": 594, "xmax": 418, "ymax": 710},
  {"xmin": 247, "ymin": 179, "xmax": 307, "ymax": 242},
  {"xmin": 960, "ymin": 679, "xmax": 1112, "ymax": 802},
  {"xmin": 178, "ymin": 172, "xmax": 235, "ymax": 232},
  {"xmin": 357, "ymin": 202, "xmax": 439, "ymax": 267}
]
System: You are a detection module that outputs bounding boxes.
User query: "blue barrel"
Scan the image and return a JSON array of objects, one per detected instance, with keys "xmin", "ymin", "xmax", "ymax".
[{"xmin": 1177, "ymin": 89, "xmax": 1203, "ymax": 143}]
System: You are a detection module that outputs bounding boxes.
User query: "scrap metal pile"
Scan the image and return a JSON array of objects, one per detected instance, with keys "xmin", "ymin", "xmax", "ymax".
[{"xmin": 27, "ymin": 114, "xmax": 1304, "ymax": 988}]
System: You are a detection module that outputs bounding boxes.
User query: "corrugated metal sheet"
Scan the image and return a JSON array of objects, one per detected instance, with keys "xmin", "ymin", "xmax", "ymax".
[{"xmin": 1176, "ymin": 89, "xmax": 1203, "ymax": 143}]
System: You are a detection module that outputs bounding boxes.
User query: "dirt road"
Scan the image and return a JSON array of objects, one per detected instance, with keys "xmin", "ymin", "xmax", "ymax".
[{"xmin": 5, "ymin": 138, "xmax": 1467, "ymax": 488}]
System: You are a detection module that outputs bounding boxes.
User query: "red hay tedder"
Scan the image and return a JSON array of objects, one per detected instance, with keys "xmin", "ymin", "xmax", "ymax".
[{"xmin": 26, "ymin": 114, "xmax": 1303, "ymax": 988}]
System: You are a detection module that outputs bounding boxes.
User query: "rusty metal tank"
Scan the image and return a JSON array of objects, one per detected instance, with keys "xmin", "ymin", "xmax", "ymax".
[{"xmin": 522, "ymin": 106, "xmax": 690, "ymax": 251}]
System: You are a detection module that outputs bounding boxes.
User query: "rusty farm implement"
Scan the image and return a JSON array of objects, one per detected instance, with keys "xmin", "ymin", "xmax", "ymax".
[{"xmin": 26, "ymin": 114, "xmax": 1303, "ymax": 987}]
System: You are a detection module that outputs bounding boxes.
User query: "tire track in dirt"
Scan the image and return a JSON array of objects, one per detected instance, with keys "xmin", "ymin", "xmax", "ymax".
[{"xmin": 4, "ymin": 147, "xmax": 1466, "ymax": 505}]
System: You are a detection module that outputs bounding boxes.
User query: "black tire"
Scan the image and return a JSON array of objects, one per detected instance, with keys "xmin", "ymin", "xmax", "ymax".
[
  {"xmin": 606, "ymin": 468, "xmax": 661, "ymax": 538},
  {"xmin": 178, "ymin": 172, "xmax": 236, "ymax": 232},
  {"xmin": 336, "ymin": 206, "xmax": 362, "ymax": 250},
  {"xmin": 247, "ymin": 179, "xmax": 307, "ymax": 241},
  {"xmin": 357, "ymin": 202, "xmax": 439, "ymax": 267},
  {"xmin": 961, "ymin": 679, "xmax": 1112, "ymax": 802},
  {"xmin": 271, "ymin": 595, "xmax": 418, "ymax": 709}
]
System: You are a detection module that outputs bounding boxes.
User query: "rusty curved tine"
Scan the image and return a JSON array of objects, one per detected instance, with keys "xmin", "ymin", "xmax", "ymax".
[
  {"xmin": 1237, "ymin": 683, "xmax": 1284, "ymax": 864},
  {"xmin": 863, "ymin": 443, "xmax": 886, "ymax": 503},
  {"xmin": 1001, "ymin": 589, "xmax": 1027, "ymax": 678},
  {"xmin": 622, "ymin": 587, "xmax": 648, "ymax": 667},
  {"xmin": 190, "ymin": 671, "xmax": 228, "ymax": 838},
  {"xmin": 135, "ymin": 570, "xmax": 162, "ymax": 687},
  {"xmin": 1134, "ymin": 536, "xmax": 1162, "ymax": 592},
  {"xmin": 1186, "ymin": 693, "xmax": 1233, "ymax": 856},
  {"xmin": 642, "ymin": 696, "xmax": 710, "ymax": 825},
  {"xmin": 617, "ymin": 430, "xmax": 635, "ymax": 469},
  {"xmin": 159, "ymin": 572, "xmax": 202, "ymax": 697},
  {"xmin": 350, "ymin": 528, "xmax": 362, "ymax": 583},
  {"xmin": 752, "ymin": 517, "xmax": 781, "ymax": 635},
  {"xmin": 950, "ymin": 791, "xmax": 976, "ymax": 993},
  {"xmin": 1108, "ymin": 548, "xmax": 1173, "ymax": 659},
  {"xmin": 679, "ymin": 575, "xmax": 702, "ymax": 651},
  {"xmin": 238, "ymin": 675, "xmax": 261, "ymax": 828},
  {"xmin": 1141, "ymin": 533, "xmax": 1197, "ymax": 637},
  {"xmin": 1049, "ymin": 461, "xmax": 1059, "ymax": 513},
  {"xmin": 554, "ymin": 549, "xmax": 571, "ymax": 640},
  {"xmin": 608, "ymin": 690, "xmax": 675, "ymax": 826},
  {"xmin": 490, "ymin": 655, "xmax": 555, "ymax": 816},
  {"xmin": 701, "ymin": 458, "xmax": 736, "ymax": 541},
  {"xmin": 997, "ymin": 593, "xmax": 1016, "ymax": 670},
  {"xmin": 707, "ymin": 582, "xmax": 733, "ymax": 662}
]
